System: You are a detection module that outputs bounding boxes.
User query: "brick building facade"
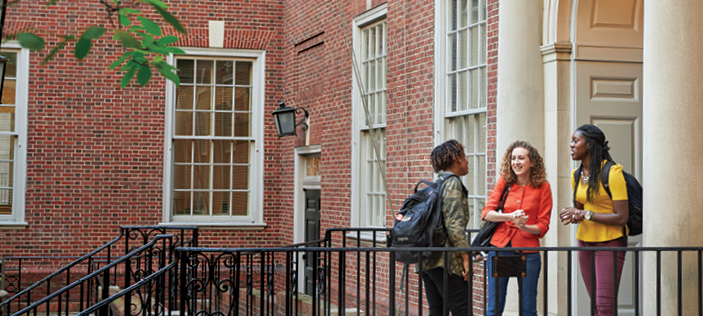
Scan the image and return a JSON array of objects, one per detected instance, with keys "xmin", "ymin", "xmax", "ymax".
[{"xmin": 0, "ymin": 0, "xmax": 499, "ymax": 313}]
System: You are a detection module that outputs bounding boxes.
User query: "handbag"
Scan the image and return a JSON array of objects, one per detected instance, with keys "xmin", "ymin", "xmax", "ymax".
[{"xmin": 470, "ymin": 183, "xmax": 511, "ymax": 249}]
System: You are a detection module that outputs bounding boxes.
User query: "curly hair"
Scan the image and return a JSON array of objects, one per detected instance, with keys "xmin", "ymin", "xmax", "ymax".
[
  {"xmin": 431, "ymin": 139, "xmax": 466, "ymax": 173},
  {"xmin": 499, "ymin": 140, "xmax": 546, "ymax": 187},
  {"xmin": 575, "ymin": 124, "xmax": 615, "ymax": 203}
]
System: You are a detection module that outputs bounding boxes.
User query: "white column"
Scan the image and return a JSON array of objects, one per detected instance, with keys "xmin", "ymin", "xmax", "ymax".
[
  {"xmin": 495, "ymin": 1, "xmax": 545, "ymax": 314},
  {"xmin": 496, "ymin": 0, "xmax": 545, "ymax": 155},
  {"xmin": 643, "ymin": 1, "xmax": 703, "ymax": 314}
]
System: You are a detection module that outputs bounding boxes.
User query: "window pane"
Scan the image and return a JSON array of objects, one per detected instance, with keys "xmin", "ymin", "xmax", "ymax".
[
  {"xmin": 449, "ymin": 33, "xmax": 457, "ymax": 71},
  {"xmin": 215, "ymin": 87, "xmax": 233, "ymax": 110},
  {"xmin": 477, "ymin": 155, "xmax": 486, "ymax": 195},
  {"xmin": 177, "ymin": 59, "xmax": 195, "ymax": 84},
  {"xmin": 470, "ymin": 26, "xmax": 479, "ymax": 66},
  {"xmin": 234, "ymin": 113, "xmax": 250, "ymax": 137},
  {"xmin": 173, "ymin": 139, "xmax": 192, "ymax": 163},
  {"xmin": 235, "ymin": 62, "xmax": 253, "ymax": 85},
  {"xmin": 234, "ymin": 87, "xmax": 251, "ymax": 111},
  {"xmin": 213, "ymin": 140, "xmax": 231, "ymax": 163},
  {"xmin": 215, "ymin": 112, "xmax": 232, "ymax": 137},
  {"xmin": 195, "ymin": 86, "xmax": 212, "ymax": 110},
  {"xmin": 192, "ymin": 191, "xmax": 209, "ymax": 215},
  {"xmin": 194, "ymin": 112, "xmax": 211, "ymax": 136},
  {"xmin": 460, "ymin": 0, "xmax": 468, "ymax": 27},
  {"xmin": 175, "ymin": 112, "xmax": 193, "ymax": 136},
  {"xmin": 193, "ymin": 166, "xmax": 210, "ymax": 190},
  {"xmin": 213, "ymin": 166, "xmax": 231, "ymax": 189},
  {"xmin": 232, "ymin": 166, "xmax": 249, "ymax": 190},
  {"xmin": 458, "ymin": 71, "xmax": 468, "ymax": 112},
  {"xmin": 215, "ymin": 60, "xmax": 234, "ymax": 85},
  {"xmin": 195, "ymin": 60, "xmax": 213, "ymax": 84},
  {"xmin": 3, "ymin": 52, "xmax": 17, "ymax": 78},
  {"xmin": 233, "ymin": 141, "xmax": 250, "ymax": 164},
  {"xmin": 193, "ymin": 140, "xmax": 210, "ymax": 163},
  {"xmin": 1, "ymin": 80, "xmax": 15, "ymax": 105},
  {"xmin": 231, "ymin": 192, "xmax": 249, "ymax": 216},
  {"xmin": 450, "ymin": 0, "xmax": 458, "ymax": 30},
  {"xmin": 0, "ymin": 107, "xmax": 15, "ymax": 132},
  {"xmin": 176, "ymin": 86, "xmax": 194, "ymax": 110},
  {"xmin": 172, "ymin": 191, "xmax": 191, "ymax": 215},
  {"xmin": 173, "ymin": 165, "xmax": 191, "ymax": 189},
  {"xmin": 459, "ymin": 29, "xmax": 467, "ymax": 70},
  {"xmin": 212, "ymin": 191, "xmax": 230, "ymax": 215}
]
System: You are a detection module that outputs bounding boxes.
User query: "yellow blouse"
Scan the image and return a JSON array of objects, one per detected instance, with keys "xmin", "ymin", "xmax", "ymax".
[{"xmin": 571, "ymin": 161, "xmax": 628, "ymax": 242}]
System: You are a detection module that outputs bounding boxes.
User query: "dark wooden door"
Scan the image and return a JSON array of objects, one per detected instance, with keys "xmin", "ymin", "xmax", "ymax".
[{"xmin": 304, "ymin": 189, "xmax": 320, "ymax": 295}]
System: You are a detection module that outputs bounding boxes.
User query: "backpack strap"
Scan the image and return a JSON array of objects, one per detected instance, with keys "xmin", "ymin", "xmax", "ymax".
[
  {"xmin": 600, "ymin": 161, "xmax": 615, "ymax": 199},
  {"xmin": 572, "ymin": 164, "xmax": 583, "ymax": 206}
]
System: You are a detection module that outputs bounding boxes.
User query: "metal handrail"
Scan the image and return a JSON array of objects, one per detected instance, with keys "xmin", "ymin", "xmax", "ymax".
[
  {"xmin": 11, "ymin": 234, "xmax": 175, "ymax": 316},
  {"xmin": 0, "ymin": 229, "xmax": 126, "ymax": 310},
  {"xmin": 75, "ymin": 259, "xmax": 179, "ymax": 316},
  {"xmin": 0, "ymin": 225, "xmax": 198, "ymax": 312}
]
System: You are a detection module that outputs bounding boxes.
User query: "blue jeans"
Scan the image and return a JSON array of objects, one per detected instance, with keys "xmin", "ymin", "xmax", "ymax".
[{"xmin": 486, "ymin": 250, "xmax": 541, "ymax": 316}]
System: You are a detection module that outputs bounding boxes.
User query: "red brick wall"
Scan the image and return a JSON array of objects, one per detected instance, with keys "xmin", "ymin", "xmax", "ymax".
[
  {"xmin": 1, "ymin": 0, "xmax": 500, "ymax": 312},
  {"xmin": 0, "ymin": 0, "xmax": 288, "ymax": 257}
]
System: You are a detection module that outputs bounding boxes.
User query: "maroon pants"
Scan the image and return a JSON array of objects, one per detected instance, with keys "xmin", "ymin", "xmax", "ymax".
[{"xmin": 578, "ymin": 237, "xmax": 627, "ymax": 316}]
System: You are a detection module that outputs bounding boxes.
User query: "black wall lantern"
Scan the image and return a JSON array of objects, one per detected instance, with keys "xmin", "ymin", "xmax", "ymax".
[{"xmin": 272, "ymin": 101, "xmax": 309, "ymax": 137}]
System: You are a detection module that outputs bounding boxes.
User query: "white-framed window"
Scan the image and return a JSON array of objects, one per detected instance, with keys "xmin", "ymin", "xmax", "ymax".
[
  {"xmin": 351, "ymin": 4, "xmax": 388, "ymax": 228},
  {"xmin": 163, "ymin": 48, "xmax": 265, "ymax": 227},
  {"xmin": 435, "ymin": 0, "xmax": 487, "ymax": 228},
  {"xmin": 0, "ymin": 43, "xmax": 28, "ymax": 229}
]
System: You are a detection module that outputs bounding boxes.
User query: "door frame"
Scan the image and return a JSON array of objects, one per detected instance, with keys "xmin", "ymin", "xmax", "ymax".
[{"xmin": 294, "ymin": 145, "xmax": 322, "ymax": 292}]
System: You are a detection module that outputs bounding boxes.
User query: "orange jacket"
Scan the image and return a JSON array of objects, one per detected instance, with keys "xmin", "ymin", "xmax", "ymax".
[{"xmin": 480, "ymin": 176, "xmax": 553, "ymax": 249}]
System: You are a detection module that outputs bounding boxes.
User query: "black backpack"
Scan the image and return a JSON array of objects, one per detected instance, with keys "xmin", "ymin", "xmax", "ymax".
[
  {"xmin": 391, "ymin": 173, "xmax": 466, "ymax": 264},
  {"xmin": 573, "ymin": 161, "xmax": 643, "ymax": 236}
]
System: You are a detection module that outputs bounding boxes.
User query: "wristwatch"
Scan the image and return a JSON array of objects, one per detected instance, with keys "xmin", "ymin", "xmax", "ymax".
[{"xmin": 583, "ymin": 210, "xmax": 593, "ymax": 221}]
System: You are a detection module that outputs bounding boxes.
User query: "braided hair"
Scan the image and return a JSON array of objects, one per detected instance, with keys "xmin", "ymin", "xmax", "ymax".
[
  {"xmin": 575, "ymin": 124, "xmax": 615, "ymax": 203},
  {"xmin": 431, "ymin": 139, "xmax": 466, "ymax": 173}
]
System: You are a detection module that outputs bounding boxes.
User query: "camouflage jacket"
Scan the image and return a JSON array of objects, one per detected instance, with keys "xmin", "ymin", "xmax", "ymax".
[{"xmin": 420, "ymin": 171, "xmax": 470, "ymax": 276}]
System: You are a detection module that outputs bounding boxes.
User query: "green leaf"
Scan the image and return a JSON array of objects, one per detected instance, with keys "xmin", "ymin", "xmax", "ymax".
[
  {"xmin": 129, "ymin": 25, "xmax": 146, "ymax": 33},
  {"xmin": 74, "ymin": 37, "xmax": 92, "ymax": 60},
  {"xmin": 137, "ymin": 16, "xmax": 162, "ymax": 36},
  {"xmin": 83, "ymin": 27, "xmax": 106, "ymax": 40},
  {"xmin": 131, "ymin": 52, "xmax": 148, "ymax": 64},
  {"xmin": 109, "ymin": 51, "xmax": 133, "ymax": 70},
  {"xmin": 74, "ymin": 27, "xmax": 106, "ymax": 59},
  {"xmin": 167, "ymin": 47, "xmax": 186, "ymax": 54},
  {"xmin": 138, "ymin": 31, "xmax": 155, "ymax": 47},
  {"xmin": 138, "ymin": 0, "xmax": 169, "ymax": 10},
  {"xmin": 137, "ymin": 64, "xmax": 152, "ymax": 86},
  {"xmin": 154, "ymin": 7, "xmax": 186, "ymax": 34},
  {"xmin": 120, "ymin": 8, "xmax": 142, "ymax": 14},
  {"xmin": 156, "ymin": 36, "xmax": 179, "ymax": 45},
  {"xmin": 115, "ymin": 30, "xmax": 143, "ymax": 49},
  {"xmin": 154, "ymin": 60, "xmax": 180, "ymax": 86},
  {"xmin": 17, "ymin": 33, "xmax": 45, "ymax": 51},
  {"xmin": 121, "ymin": 65, "xmax": 138, "ymax": 88},
  {"xmin": 149, "ymin": 45, "xmax": 171, "ymax": 55},
  {"xmin": 119, "ymin": 15, "xmax": 131, "ymax": 28},
  {"xmin": 46, "ymin": 0, "xmax": 58, "ymax": 6}
]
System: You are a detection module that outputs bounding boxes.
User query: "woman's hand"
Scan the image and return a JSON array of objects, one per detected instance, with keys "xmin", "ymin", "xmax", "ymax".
[
  {"xmin": 512, "ymin": 209, "xmax": 528, "ymax": 227},
  {"xmin": 560, "ymin": 207, "xmax": 584, "ymax": 224}
]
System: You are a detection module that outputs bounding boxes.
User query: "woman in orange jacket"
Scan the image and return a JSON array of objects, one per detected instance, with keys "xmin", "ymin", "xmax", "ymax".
[{"xmin": 480, "ymin": 140, "xmax": 553, "ymax": 316}]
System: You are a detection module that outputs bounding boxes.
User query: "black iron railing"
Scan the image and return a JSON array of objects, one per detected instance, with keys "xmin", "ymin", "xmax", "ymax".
[
  {"xmin": 10, "ymin": 234, "xmax": 176, "ymax": 316},
  {"xmin": 0, "ymin": 226, "xmax": 198, "ymax": 316},
  {"xmin": 173, "ymin": 228, "xmax": 703, "ymax": 316},
  {"xmin": 6, "ymin": 227, "xmax": 703, "ymax": 316}
]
